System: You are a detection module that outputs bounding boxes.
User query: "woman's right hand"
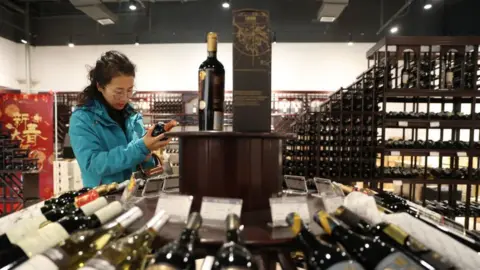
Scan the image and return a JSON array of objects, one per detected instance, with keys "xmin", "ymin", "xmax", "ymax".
[{"xmin": 143, "ymin": 126, "xmax": 171, "ymax": 151}]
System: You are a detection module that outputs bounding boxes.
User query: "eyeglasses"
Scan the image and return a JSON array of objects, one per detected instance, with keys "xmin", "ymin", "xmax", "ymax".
[{"xmin": 109, "ymin": 89, "xmax": 136, "ymax": 100}]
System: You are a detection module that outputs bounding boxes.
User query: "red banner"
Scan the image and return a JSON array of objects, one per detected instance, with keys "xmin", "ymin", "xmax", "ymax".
[{"xmin": 0, "ymin": 93, "xmax": 54, "ymax": 200}]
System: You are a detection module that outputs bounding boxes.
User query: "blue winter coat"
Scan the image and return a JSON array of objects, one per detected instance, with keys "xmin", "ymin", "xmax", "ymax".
[{"xmin": 69, "ymin": 99, "xmax": 154, "ymax": 187}]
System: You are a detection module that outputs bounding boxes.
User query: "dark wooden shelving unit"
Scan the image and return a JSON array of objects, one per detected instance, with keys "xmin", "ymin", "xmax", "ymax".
[{"xmin": 284, "ymin": 36, "xmax": 480, "ymax": 230}]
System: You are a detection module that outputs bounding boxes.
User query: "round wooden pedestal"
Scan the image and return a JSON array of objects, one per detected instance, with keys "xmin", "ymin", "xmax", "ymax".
[{"xmin": 165, "ymin": 131, "xmax": 291, "ymax": 225}]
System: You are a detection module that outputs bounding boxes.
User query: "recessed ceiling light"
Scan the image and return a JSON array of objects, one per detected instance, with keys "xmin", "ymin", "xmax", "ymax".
[
  {"xmin": 320, "ymin": 16, "xmax": 336, "ymax": 22},
  {"xmin": 135, "ymin": 42, "xmax": 139, "ymax": 46},
  {"xmin": 20, "ymin": 39, "xmax": 27, "ymax": 44},
  {"xmin": 68, "ymin": 43, "xmax": 75, "ymax": 48},
  {"xmin": 390, "ymin": 26, "xmax": 399, "ymax": 34},
  {"xmin": 222, "ymin": 1, "xmax": 230, "ymax": 9},
  {"xmin": 347, "ymin": 41, "xmax": 354, "ymax": 46},
  {"xmin": 424, "ymin": 3, "xmax": 432, "ymax": 10},
  {"xmin": 97, "ymin": 18, "xmax": 115, "ymax": 25}
]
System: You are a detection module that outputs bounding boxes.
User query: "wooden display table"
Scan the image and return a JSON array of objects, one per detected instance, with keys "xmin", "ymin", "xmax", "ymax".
[{"xmin": 165, "ymin": 131, "xmax": 293, "ymax": 226}]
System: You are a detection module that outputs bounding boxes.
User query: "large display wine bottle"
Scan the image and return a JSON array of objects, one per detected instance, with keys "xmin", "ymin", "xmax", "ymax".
[
  {"xmin": 198, "ymin": 32, "xmax": 225, "ymax": 131},
  {"xmin": 286, "ymin": 212, "xmax": 365, "ymax": 270},
  {"xmin": 13, "ymin": 206, "xmax": 144, "ymax": 270},
  {"xmin": 314, "ymin": 211, "xmax": 424, "ymax": 270},
  {"xmin": 0, "ymin": 201, "xmax": 123, "ymax": 269},
  {"xmin": 333, "ymin": 206, "xmax": 455, "ymax": 270},
  {"xmin": 211, "ymin": 214, "xmax": 257, "ymax": 270},
  {"xmin": 0, "ymin": 197, "xmax": 108, "ymax": 250},
  {"xmin": 79, "ymin": 210, "xmax": 170, "ymax": 270},
  {"xmin": 147, "ymin": 212, "xmax": 202, "ymax": 270}
]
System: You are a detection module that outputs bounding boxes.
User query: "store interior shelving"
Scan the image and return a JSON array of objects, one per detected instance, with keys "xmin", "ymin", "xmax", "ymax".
[{"xmin": 282, "ymin": 36, "xmax": 480, "ymax": 229}]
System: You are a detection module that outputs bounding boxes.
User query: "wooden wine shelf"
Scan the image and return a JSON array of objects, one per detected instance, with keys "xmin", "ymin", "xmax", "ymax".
[
  {"xmin": 383, "ymin": 119, "xmax": 480, "ymax": 128},
  {"xmin": 382, "ymin": 148, "xmax": 480, "ymax": 156},
  {"xmin": 384, "ymin": 89, "xmax": 480, "ymax": 97}
]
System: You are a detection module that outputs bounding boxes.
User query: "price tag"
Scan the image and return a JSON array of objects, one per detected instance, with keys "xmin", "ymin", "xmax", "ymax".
[
  {"xmin": 162, "ymin": 176, "xmax": 179, "ymax": 192},
  {"xmin": 284, "ymin": 175, "xmax": 308, "ymax": 193},
  {"xmin": 321, "ymin": 196, "xmax": 344, "ymax": 214},
  {"xmin": 457, "ymin": 152, "xmax": 467, "ymax": 157},
  {"xmin": 200, "ymin": 197, "xmax": 243, "ymax": 228},
  {"xmin": 121, "ymin": 175, "xmax": 139, "ymax": 203},
  {"xmin": 393, "ymin": 180, "xmax": 403, "ymax": 186},
  {"xmin": 430, "ymin": 121, "xmax": 440, "ymax": 127},
  {"xmin": 269, "ymin": 196, "xmax": 310, "ymax": 227},
  {"xmin": 429, "ymin": 151, "xmax": 440, "ymax": 156},
  {"xmin": 398, "ymin": 121, "xmax": 408, "ymax": 127},
  {"xmin": 155, "ymin": 194, "xmax": 193, "ymax": 223},
  {"xmin": 390, "ymin": 151, "xmax": 401, "ymax": 156}
]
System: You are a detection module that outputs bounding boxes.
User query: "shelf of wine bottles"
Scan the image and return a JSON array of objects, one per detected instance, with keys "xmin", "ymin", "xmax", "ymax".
[
  {"xmin": 282, "ymin": 37, "xmax": 480, "ymax": 230},
  {"xmin": 0, "ymin": 124, "xmax": 39, "ymax": 217}
]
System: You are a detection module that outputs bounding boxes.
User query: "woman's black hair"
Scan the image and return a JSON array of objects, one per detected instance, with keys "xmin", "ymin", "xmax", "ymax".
[{"xmin": 77, "ymin": 50, "xmax": 136, "ymax": 106}]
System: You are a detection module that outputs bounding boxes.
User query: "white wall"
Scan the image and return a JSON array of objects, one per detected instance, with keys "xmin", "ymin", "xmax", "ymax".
[
  {"xmin": 0, "ymin": 37, "xmax": 21, "ymax": 89},
  {"xmin": 24, "ymin": 42, "xmax": 373, "ymax": 92}
]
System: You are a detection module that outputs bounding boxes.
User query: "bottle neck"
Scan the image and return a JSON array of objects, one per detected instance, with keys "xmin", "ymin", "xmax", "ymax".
[
  {"xmin": 226, "ymin": 229, "xmax": 239, "ymax": 243},
  {"xmin": 208, "ymin": 51, "xmax": 217, "ymax": 58}
]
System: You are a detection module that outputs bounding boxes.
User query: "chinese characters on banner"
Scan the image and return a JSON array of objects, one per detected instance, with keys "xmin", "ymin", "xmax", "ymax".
[{"xmin": 0, "ymin": 93, "xmax": 54, "ymax": 199}]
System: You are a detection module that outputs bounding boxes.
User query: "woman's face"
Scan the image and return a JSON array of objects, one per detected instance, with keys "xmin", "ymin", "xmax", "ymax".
[{"xmin": 98, "ymin": 75, "xmax": 134, "ymax": 110}]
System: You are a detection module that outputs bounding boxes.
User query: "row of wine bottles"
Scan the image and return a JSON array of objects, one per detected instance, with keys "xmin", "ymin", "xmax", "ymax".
[
  {"xmin": 386, "ymin": 111, "xmax": 480, "ymax": 120},
  {"xmin": 384, "ymin": 139, "xmax": 471, "ymax": 149},
  {"xmin": 342, "ymin": 185, "xmax": 480, "ymax": 251},
  {"xmin": 424, "ymin": 200, "xmax": 480, "ymax": 219},
  {"xmin": 0, "ymin": 188, "xmax": 257, "ymax": 270}
]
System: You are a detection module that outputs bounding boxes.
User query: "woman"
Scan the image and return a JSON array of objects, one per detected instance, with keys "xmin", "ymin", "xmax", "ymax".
[{"xmin": 69, "ymin": 51, "xmax": 169, "ymax": 188}]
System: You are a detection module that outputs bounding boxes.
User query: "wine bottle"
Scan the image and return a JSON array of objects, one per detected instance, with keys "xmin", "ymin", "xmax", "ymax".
[
  {"xmin": 13, "ymin": 206, "xmax": 144, "ymax": 270},
  {"xmin": 147, "ymin": 212, "xmax": 203, "ymax": 270},
  {"xmin": 333, "ymin": 206, "xmax": 455, "ymax": 270},
  {"xmin": 211, "ymin": 214, "xmax": 257, "ymax": 270},
  {"xmin": 43, "ymin": 187, "xmax": 91, "ymax": 206},
  {"xmin": 314, "ymin": 211, "xmax": 424, "ymax": 270},
  {"xmin": 286, "ymin": 212, "xmax": 365, "ymax": 270},
  {"xmin": 80, "ymin": 210, "xmax": 170, "ymax": 270},
  {"xmin": 0, "ymin": 197, "xmax": 108, "ymax": 250},
  {"xmin": 151, "ymin": 120, "xmax": 178, "ymax": 138},
  {"xmin": 0, "ymin": 201, "xmax": 123, "ymax": 268},
  {"xmin": 198, "ymin": 32, "xmax": 225, "ymax": 131},
  {"xmin": 401, "ymin": 52, "xmax": 410, "ymax": 88}
]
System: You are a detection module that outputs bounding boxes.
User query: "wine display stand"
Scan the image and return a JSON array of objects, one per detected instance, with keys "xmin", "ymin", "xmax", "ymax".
[
  {"xmin": 0, "ymin": 124, "xmax": 39, "ymax": 217},
  {"xmin": 284, "ymin": 36, "xmax": 480, "ymax": 229}
]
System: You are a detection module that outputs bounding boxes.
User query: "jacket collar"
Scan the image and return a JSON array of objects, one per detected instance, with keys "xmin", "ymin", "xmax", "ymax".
[{"xmin": 77, "ymin": 99, "xmax": 137, "ymax": 126}]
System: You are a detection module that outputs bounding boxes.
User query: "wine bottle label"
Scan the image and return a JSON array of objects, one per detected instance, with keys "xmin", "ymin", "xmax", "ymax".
[
  {"xmin": 214, "ymin": 111, "xmax": 223, "ymax": 131},
  {"xmin": 446, "ymin": 72, "xmax": 453, "ymax": 84},
  {"xmin": 402, "ymin": 73, "xmax": 409, "ymax": 84},
  {"xmin": 326, "ymin": 261, "xmax": 365, "ymax": 270},
  {"xmin": 146, "ymin": 210, "xmax": 169, "ymax": 232},
  {"xmin": 43, "ymin": 247, "xmax": 70, "ymax": 269},
  {"xmin": 83, "ymin": 258, "xmax": 116, "ymax": 270},
  {"xmin": 0, "ymin": 202, "xmax": 45, "ymax": 234},
  {"xmin": 80, "ymin": 197, "xmax": 108, "ymax": 216},
  {"xmin": 116, "ymin": 206, "xmax": 143, "ymax": 228},
  {"xmin": 94, "ymin": 201, "xmax": 123, "ymax": 224},
  {"xmin": 16, "ymin": 223, "xmax": 69, "ymax": 257},
  {"xmin": 374, "ymin": 252, "xmax": 423, "ymax": 270},
  {"xmin": 6, "ymin": 214, "xmax": 48, "ymax": 244},
  {"xmin": 75, "ymin": 190, "xmax": 100, "ymax": 208},
  {"xmin": 14, "ymin": 254, "xmax": 59, "ymax": 270}
]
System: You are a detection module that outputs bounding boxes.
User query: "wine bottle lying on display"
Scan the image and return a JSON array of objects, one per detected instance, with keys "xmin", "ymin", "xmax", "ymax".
[
  {"xmin": 14, "ymin": 206, "xmax": 144, "ymax": 270},
  {"xmin": 0, "ymin": 201, "xmax": 123, "ymax": 269},
  {"xmin": 286, "ymin": 212, "xmax": 365, "ymax": 270},
  {"xmin": 79, "ymin": 210, "xmax": 170, "ymax": 270},
  {"xmin": 147, "ymin": 212, "xmax": 202, "ymax": 270},
  {"xmin": 0, "ymin": 197, "xmax": 108, "ymax": 250}
]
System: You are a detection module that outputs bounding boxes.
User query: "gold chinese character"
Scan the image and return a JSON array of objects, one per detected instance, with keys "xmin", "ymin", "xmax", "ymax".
[{"xmin": 23, "ymin": 123, "xmax": 47, "ymax": 146}]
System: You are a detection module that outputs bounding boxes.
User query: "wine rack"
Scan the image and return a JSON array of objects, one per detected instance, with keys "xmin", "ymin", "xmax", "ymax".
[
  {"xmin": 0, "ymin": 124, "xmax": 39, "ymax": 217},
  {"xmin": 284, "ymin": 36, "xmax": 480, "ymax": 230}
]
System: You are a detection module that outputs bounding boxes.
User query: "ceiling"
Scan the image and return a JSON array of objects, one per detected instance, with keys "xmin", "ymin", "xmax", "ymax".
[{"xmin": 0, "ymin": 0, "xmax": 477, "ymax": 46}]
